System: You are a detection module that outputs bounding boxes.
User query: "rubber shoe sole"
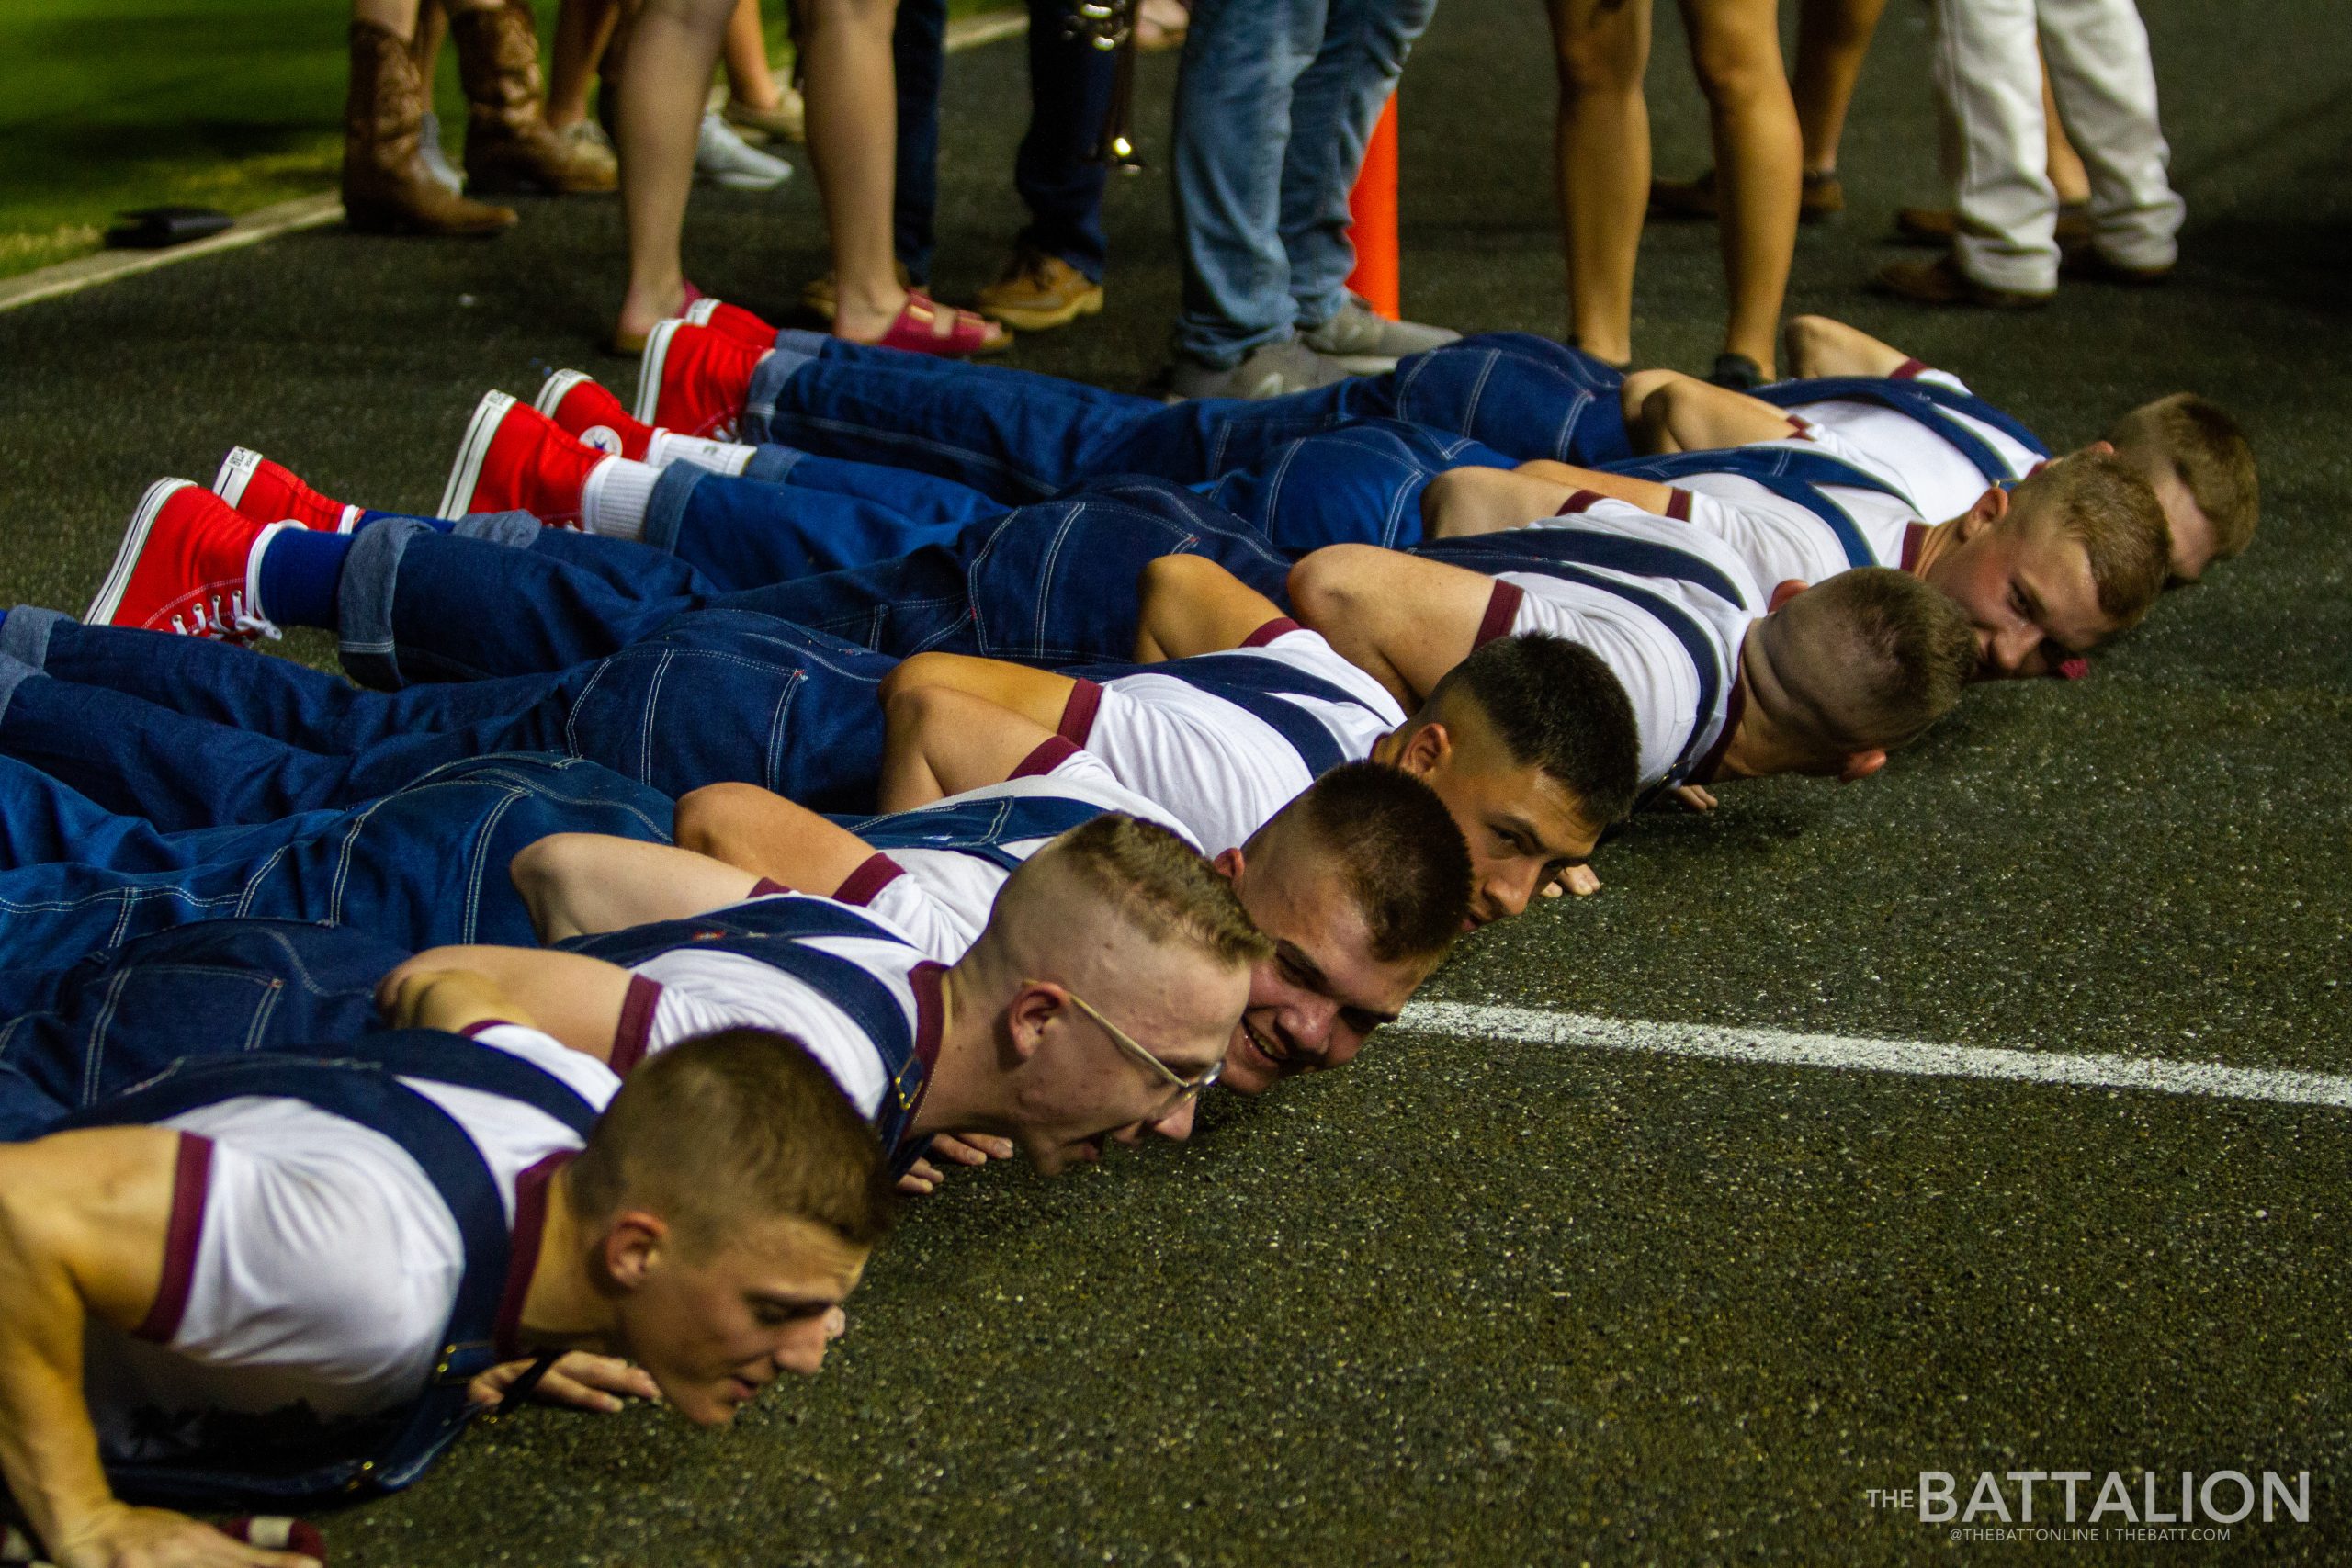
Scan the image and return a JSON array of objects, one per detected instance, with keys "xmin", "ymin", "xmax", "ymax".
[
  {"xmin": 439, "ymin": 390, "xmax": 516, "ymax": 519},
  {"xmin": 86, "ymin": 478, "xmax": 188, "ymax": 626}
]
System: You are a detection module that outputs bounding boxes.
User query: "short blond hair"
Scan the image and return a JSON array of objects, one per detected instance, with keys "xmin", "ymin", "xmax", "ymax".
[
  {"xmin": 2106, "ymin": 393, "xmax": 2259, "ymax": 561},
  {"xmin": 2009, "ymin": 452, "xmax": 2170, "ymax": 627},
  {"xmin": 1773, "ymin": 568, "xmax": 1978, "ymax": 750},
  {"xmin": 1002, "ymin": 813, "xmax": 1272, "ymax": 972}
]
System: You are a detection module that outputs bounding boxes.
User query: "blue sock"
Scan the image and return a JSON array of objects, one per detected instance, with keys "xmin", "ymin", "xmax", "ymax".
[{"xmin": 254, "ymin": 528, "xmax": 354, "ymax": 629}]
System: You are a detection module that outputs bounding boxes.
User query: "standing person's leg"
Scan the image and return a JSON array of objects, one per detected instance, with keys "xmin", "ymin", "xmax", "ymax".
[
  {"xmin": 345, "ymin": 0, "xmax": 519, "ymax": 232},
  {"xmin": 447, "ymin": 0, "xmax": 620, "ymax": 193},
  {"xmin": 808, "ymin": 0, "xmax": 1004, "ymax": 350},
  {"xmin": 615, "ymin": 0, "xmax": 737, "ymax": 347},
  {"xmin": 1278, "ymin": 0, "xmax": 1454, "ymax": 372},
  {"xmin": 1169, "ymin": 0, "xmax": 1338, "ymax": 394},
  {"xmin": 890, "ymin": 0, "xmax": 948, "ymax": 286},
  {"xmin": 1681, "ymin": 0, "xmax": 1801, "ymax": 380},
  {"xmin": 1791, "ymin": 0, "xmax": 1886, "ymax": 182},
  {"xmin": 1928, "ymin": 0, "xmax": 2056, "ymax": 295},
  {"xmin": 2035, "ymin": 0, "xmax": 2181, "ymax": 277},
  {"xmin": 547, "ymin": 0, "xmax": 622, "ymax": 129},
  {"xmin": 1545, "ymin": 0, "xmax": 1652, "ymax": 367},
  {"xmin": 973, "ymin": 0, "xmax": 1114, "ymax": 333}
]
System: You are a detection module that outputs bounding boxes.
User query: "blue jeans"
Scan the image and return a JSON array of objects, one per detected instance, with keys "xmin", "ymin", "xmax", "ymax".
[
  {"xmin": 345, "ymin": 476, "xmax": 1293, "ymax": 667},
  {"xmin": 1, "ymin": 601, "xmax": 898, "ymax": 820},
  {"xmin": 0, "ymin": 920, "xmax": 404, "ymax": 1142},
  {"xmin": 1170, "ymin": 0, "xmax": 1439, "ymax": 366},
  {"xmin": 893, "ymin": 0, "xmax": 1114, "ymax": 284},
  {"xmin": 741, "ymin": 332, "xmax": 1631, "ymax": 503},
  {"xmin": 0, "ymin": 751, "xmax": 671, "ymax": 965}
]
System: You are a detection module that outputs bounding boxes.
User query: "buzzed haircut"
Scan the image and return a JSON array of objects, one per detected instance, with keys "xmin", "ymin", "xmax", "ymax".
[
  {"xmin": 1425, "ymin": 632, "xmax": 1640, "ymax": 827},
  {"xmin": 2009, "ymin": 450, "xmax": 2171, "ymax": 627},
  {"xmin": 570, "ymin": 1028, "xmax": 896, "ymax": 1254},
  {"xmin": 1786, "ymin": 568, "xmax": 1977, "ymax": 748},
  {"xmin": 2105, "ymin": 392, "xmax": 2259, "ymax": 561},
  {"xmin": 1018, "ymin": 812, "xmax": 1272, "ymax": 971},
  {"xmin": 1268, "ymin": 761, "xmax": 1472, "ymax": 964}
]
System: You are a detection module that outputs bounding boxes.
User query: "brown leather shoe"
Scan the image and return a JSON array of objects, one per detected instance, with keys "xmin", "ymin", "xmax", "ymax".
[
  {"xmin": 342, "ymin": 21, "xmax": 517, "ymax": 236},
  {"xmin": 1869, "ymin": 254, "xmax": 2052, "ymax": 310},
  {"xmin": 450, "ymin": 0, "xmax": 617, "ymax": 195},
  {"xmin": 1895, "ymin": 200, "xmax": 2091, "ymax": 249},
  {"xmin": 975, "ymin": 250, "xmax": 1105, "ymax": 333}
]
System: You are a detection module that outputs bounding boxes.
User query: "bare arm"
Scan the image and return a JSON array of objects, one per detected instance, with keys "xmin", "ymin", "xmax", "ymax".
[
  {"xmin": 0, "ymin": 1131, "xmax": 314, "ymax": 1567},
  {"xmin": 1285, "ymin": 546, "xmax": 1493, "ymax": 705},
  {"xmin": 1419, "ymin": 466, "xmax": 1581, "ymax": 539},
  {"xmin": 379, "ymin": 947, "xmax": 638, "ymax": 1061},
  {"xmin": 671, "ymin": 785, "xmax": 877, "ymax": 898},
  {"xmin": 1512, "ymin": 459, "xmax": 1679, "ymax": 515},
  {"xmin": 511, "ymin": 831, "xmax": 766, "ymax": 942},
  {"xmin": 1131, "ymin": 554, "xmax": 1288, "ymax": 662},
  {"xmin": 1620, "ymin": 368, "xmax": 1805, "ymax": 455},
  {"xmin": 877, "ymin": 684, "xmax": 1061, "ymax": 812},
  {"xmin": 1781, "ymin": 313, "xmax": 1913, "ymax": 378}
]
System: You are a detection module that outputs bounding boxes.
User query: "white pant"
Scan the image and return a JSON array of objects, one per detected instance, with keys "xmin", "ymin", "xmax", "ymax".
[{"xmin": 1928, "ymin": 0, "xmax": 2186, "ymax": 292}]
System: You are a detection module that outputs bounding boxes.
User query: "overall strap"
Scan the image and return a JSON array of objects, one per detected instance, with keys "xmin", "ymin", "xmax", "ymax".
[
  {"xmin": 1418, "ymin": 526, "xmax": 1751, "ymax": 609},
  {"xmin": 61, "ymin": 1052, "xmax": 522, "ymax": 1502},
  {"xmin": 1602, "ymin": 447, "xmax": 1905, "ymax": 572},
  {"xmin": 1415, "ymin": 544, "xmax": 1732, "ymax": 783},
  {"xmin": 838, "ymin": 795, "xmax": 1111, "ymax": 874},
  {"xmin": 318, "ymin": 1029, "xmax": 600, "ymax": 1135},
  {"xmin": 1754, "ymin": 376, "xmax": 2050, "ymax": 479},
  {"xmin": 1061, "ymin": 651, "xmax": 1383, "ymax": 781}
]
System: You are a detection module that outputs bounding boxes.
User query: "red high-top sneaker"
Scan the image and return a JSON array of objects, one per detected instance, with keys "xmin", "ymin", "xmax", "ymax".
[
  {"xmin": 685, "ymin": 294, "xmax": 780, "ymax": 348},
  {"xmin": 535, "ymin": 369, "xmax": 657, "ymax": 461},
  {"xmin": 212, "ymin": 447, "xmax": 360, "ymax": 532},
  {"xmin": 635, "ymin": 320, "xmax": 762, "ymax": 438},
  {"xmin": 439, "ymin": 391, "xmax": 613, "ymax": 525},
  {"xmin": 86, "ymin": 480, "xmax": 285, "ymax": 642}
]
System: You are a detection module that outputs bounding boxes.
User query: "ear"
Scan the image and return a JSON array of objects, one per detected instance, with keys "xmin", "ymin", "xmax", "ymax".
[
  {"xmin": 603, "ymin": 1211, "xmax": 669, "ymax": 1290},
  {"xmin": 1838, "ymin": 750, "xmax": 1888, "ymax": 784},
  {"xmin": 1005, "ymin": 981, "xmax": 1064, "ymax": 1063},
  {"xmin": 1212, "ymin": 845, "xmax": 1245, "ymax": 884},
  {"xmin": 2086, "ymin": 439, "xmax": 2115, "ymax": 457},
  {"xmin": 1769, "ymin": 579, "xmax": 1808, "ymax": 613},
  {"xmin": 1957, "ymin": 485, "xmax": 2008, "ymax": 540},
  {"xmin": 1392, "ymin": 719, "xmax": 1451, "ymax": 777}
]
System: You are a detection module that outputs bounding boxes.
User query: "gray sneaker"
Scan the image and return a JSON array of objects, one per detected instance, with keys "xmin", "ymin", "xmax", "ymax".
[
  {"xmin": 695, "ymin": 111, "xmax": 794, "ymax": 191},
  {"xmin": 418, "ymin": 110, "xmax": 464, "ymax": 196},
  {"xmin": 1166, "ymin": 338, "xmax": 1349, "ymax": 401},
  {"xmin": 1298, "ymin": 299, "xmax": 1461, "ymax": 374}
]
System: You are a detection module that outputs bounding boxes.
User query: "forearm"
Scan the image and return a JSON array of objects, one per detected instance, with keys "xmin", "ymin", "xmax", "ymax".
[
  {"xmin": 673, "ymin": 786, "xmax": 874, "ymax": 897},
  {"xmin": 1131, "ymin": 555, "xmax": 1286, "ymax": 662},
  {"xmin": 0, "ymin": 1269, "xmax": 112, "ymax": 1555},
  {"xmin": 1513, "ymin": 460, "xmax": 1679, "ymax": 516},
  {"xmin": 514, "ymin": 832, "xmax": 764, "ymax": 941},
  {"xmin": 877, "ymin": 686, "xmax": 1060, "ymax": 813},
  {"xmin": 1783, "ymin": 313, "xmax": 1911, "ymax": 378},
  {"xmin": 1286, "ymin": 546, "xmax": 1485, "ymax": 706},
  {"xmin": 381, "ymin": 947, "xmax": 636, "ymax": 1059},
  {"xmin": 1420, "ymin": 466, "xmax": 1578, "ymax": 540},
  {"xmin": 1623, "ymin": 372, "xmax": 1803, "ymax": 455}
]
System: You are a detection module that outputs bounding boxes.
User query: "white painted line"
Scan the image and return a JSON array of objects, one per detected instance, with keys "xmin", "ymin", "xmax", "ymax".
[
  {"xmin": 0, "ymin": 193, "xmax": 344, "ymax": 316},
  {"xmin": 1396, "ymin": 1001, "xmax": 2352, "ymax": 1111}
]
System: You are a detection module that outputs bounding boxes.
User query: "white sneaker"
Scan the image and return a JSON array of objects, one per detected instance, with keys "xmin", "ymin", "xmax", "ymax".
[
  {"xmin": 418, "ymin": 109, "xmax": 464, "ymax": 196},
  {"xmin": 695, "ymin": 112, "xmax": 793, "ymax": 191}
]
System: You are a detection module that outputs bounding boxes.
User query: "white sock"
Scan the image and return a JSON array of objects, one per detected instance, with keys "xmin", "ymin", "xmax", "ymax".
[
  {"xmin": 581, "ymin": 457, "xmax": 657, "ymax": 541},
  {"xmin": 647, "ymin": 430, "xmax": 756, "ymax": 475}
]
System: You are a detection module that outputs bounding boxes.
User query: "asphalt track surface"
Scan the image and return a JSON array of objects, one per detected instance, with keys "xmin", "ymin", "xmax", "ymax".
[{"xmin": 0, "ymin": 0, "xmax": 2347, "ymax": 1561}]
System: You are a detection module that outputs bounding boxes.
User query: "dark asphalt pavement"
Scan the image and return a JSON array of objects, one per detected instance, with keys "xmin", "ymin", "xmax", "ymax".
[{"xmin": 0, "ymin": 0, "xmax": 2346, "ymax": 1560}]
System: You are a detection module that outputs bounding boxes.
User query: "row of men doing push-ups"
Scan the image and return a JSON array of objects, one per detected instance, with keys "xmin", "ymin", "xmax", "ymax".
[{"xmin": 0, "ymin": 310, "xmax": 2255, "ymax": 1565}]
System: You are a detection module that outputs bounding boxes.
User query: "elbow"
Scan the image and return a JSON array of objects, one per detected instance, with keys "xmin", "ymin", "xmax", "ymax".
[
  {"xmin": 1288, "ymin": 546, "xmax": 1369, "ymax": 632},
  {"xmin": 673, "ymin": 784, "xmax": 769, "ymax": 858},
  {"xmin": 879, "ymin": 650, "xmax": 958, "ymax": 706}
]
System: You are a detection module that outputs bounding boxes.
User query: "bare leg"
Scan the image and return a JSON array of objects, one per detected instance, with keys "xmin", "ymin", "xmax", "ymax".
[
  {"xmin": 1547, "ymin": 0, "xmax": 1652, "ymax": 367},
  {"xmin": 616, "ymin": 0, "xmax": 735, "ymax": 342},
  {"xmin": 2041, "ymin": 59, "xmax": 2089, "ymax": 204},
  {"xmin": 725, "ymin": 0, "xmax": 785, "ymax": 109},
  {"xmin": 1790, "ymin": 0, "xmax": 1886, "ymax": 175},
  {"xmin": 548, "ymin": 0, "xmax": 621, "ymax": 129},
  {"xmin": 355, "ymin": 0, "xmax": 422, "ymax": 39},
  {"xmin": 1684, "ymin": 0, "xmax": 1799, "ymax": 375},
  {"xmin": 409, "ymin": 0, "xmax": 447, "ymax": 74},
  {"xmin": 801, "ymin": 0, "xmax": 913, "ymax": 340}
]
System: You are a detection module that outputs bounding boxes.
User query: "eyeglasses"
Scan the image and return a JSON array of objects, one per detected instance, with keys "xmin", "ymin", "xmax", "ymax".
[{"xmin": 1051, "ymin": 984, "xmax": 1223, "ymax": 1122}]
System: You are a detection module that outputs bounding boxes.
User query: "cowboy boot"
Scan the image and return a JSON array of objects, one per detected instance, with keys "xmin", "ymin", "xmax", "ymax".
[
  {"xmin": 449, "ymin": 0, "xmax": 618, "ymax": 195},
  {"xmin": 342, "ymin": 19, "xmax": 517, "ymax": 235}
]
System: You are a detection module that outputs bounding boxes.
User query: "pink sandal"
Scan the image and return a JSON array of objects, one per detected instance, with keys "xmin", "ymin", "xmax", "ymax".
[{"xmin": 862, "ymin": 295, "xmax": 1012, "ymax": 358}]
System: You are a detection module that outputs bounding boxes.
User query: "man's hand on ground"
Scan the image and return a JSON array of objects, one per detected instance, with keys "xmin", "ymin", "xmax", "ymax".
[
  {"xmin": 469, "ymin": 1352, "xmax": 659, "ymax": 1414},
  {"xmin": 51, "ymin": 1504, "xmax": 318, "ymax": 1568}
]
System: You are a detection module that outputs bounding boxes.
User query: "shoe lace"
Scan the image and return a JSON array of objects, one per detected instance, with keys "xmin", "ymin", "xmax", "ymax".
[{"xmin": 172, "ymin": 591, "xmax": 282, "ymax": 644}]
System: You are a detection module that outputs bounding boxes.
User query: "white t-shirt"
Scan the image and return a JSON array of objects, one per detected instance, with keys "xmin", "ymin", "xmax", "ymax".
[
  {"xmin": 1060, "ymin": 620, "xmax": 1405, "ymax": 855},
  {"xmin": 84, "ymin": 1023, "xmax": 614, "ymax": 1464},
  {"xmin": 616, "ymin": 892, "xmax": 939, "ymax": 1124},
  {"xmin": 1491, "ymin": 504, "xmax": 1759, "ymax": 788},
  {"xmin": 1599, "ymin": 441, "xmax": 1926, "ymax": 591},
  {"xmin": 842, "ymin": 752, "xmax": 1200, "ymax": 965},
  {"xmin": 1777, "ymin": 367, "xmax": 2041, "ymax": 524}
]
